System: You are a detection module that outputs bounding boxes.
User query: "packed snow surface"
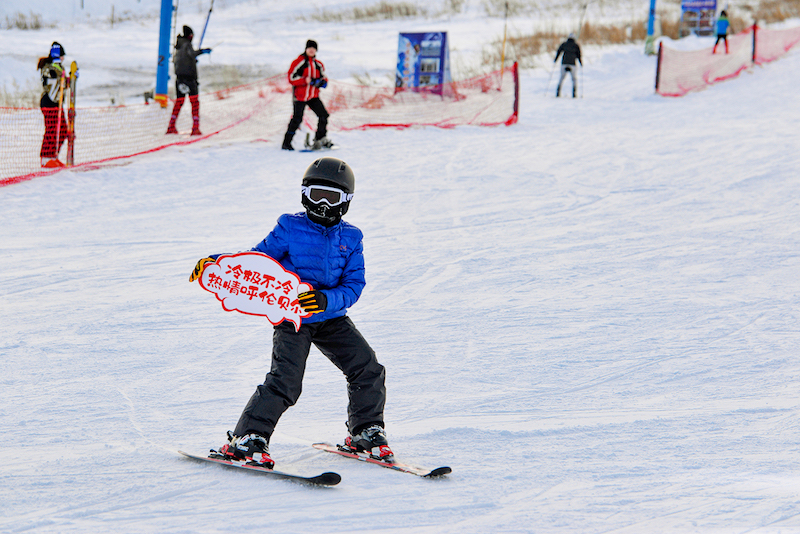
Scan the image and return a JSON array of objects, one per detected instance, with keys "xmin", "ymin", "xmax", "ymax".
[{"xmin": 2, "ymin": 1, "xmax": 800, "ymax": 533}]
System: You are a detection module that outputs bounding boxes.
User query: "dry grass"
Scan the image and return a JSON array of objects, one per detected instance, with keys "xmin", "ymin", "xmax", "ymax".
[
  {"xmin": 482, "ymin": 21, "xmax": 654, "ymax": 70},
  {"xmin": 660, "ymin": 18, "xmax": 681, "ymax": 40},
  {"xmin": 196, "ymin": 64, "xmax": 279, "ymax": 94},
  {"xmin": 755, "ymin": 0, "xmax": 800, "ymax": 23},
  {"xmin": 481, "ymin": 0, "xmax": 533, "ymax": 17},
  {"xmin": 479, "ymin": 1, "xmax": 791, "ymax": 72},
  {"xmin": 4, "ymin": 11, "xmax": 54, "ymax": 30},
  {"xmin": 302, "ymin": 1, "xmax": 428, "ymax": 22},
  {"xmin": 0, "ymin": 79, "xmax": 41, "ymax": 108},
  {"xmin": 300, "ymin": 0, "xmax": 470, "ymax": 21}
]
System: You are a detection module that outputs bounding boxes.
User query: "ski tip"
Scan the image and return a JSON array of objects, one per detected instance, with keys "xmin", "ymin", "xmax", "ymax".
[
  {"xmin": 425, "ymin": 466, "xmax": 452, "ymax": 477},
  {"xmin": 312, "ymin": 471, "xmax": 342, "ymax": 486}
]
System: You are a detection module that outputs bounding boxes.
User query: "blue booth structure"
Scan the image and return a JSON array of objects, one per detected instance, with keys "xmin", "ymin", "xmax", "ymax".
[
  {"xmin": 396, "ymin": 32, "xmax": 452, "ymax": 96},
  {"xmin": 680, "ymin": 0, "xmax": 717, "ymax": 37}
]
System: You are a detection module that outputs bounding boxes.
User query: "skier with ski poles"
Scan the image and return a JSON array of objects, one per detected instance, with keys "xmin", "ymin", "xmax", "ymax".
[
  {"xmin": 38, "ymin": 42, "xmax": 76, "ymax": 168},
  {"xmin": 282, "ymin": 40, "xmax": 333, "ymax": 151},
  {"xmin": 166, "ymin": 26, "xmax": 211, "ymax": 136},
  {"xmin": 189, "ymin": 157, "xmax": 392, "ymax": 468},
  {"xmin": 554, "ymin": 33, "xmax": 582, "ymax": 98}
]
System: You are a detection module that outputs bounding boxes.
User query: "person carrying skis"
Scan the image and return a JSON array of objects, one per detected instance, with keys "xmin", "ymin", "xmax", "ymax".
[
  {"xmin": 712, "ymin": 10, "xmax": 730, "ymax": 54},
  {"xmin": 166, "ymin": 26, "xmax": 211, "ymax": 136},
  {"xmin": 282, "ymin": 40, "xmax": 333, "ymax": 151},
  {"xmin": 189, "ymin": 157, "xmax": 391, "ymax": 468},
  {"xmin": 554, "ymin": 33, "xmax": 582, "ymax": 98},
  {"xmin": 37, "ymin": 42, "xmax": 75, "ymax": 168}
]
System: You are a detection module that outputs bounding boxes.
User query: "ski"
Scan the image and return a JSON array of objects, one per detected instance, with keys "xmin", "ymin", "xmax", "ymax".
[
  {"xmin": 178, "ymin": 450, "xmax": 341, "ymax": 486},
  {"xmin": 67, "ymin": 61, "xmax": 77, "ymax": 166},
  {"xmin": 312, "ymin": 442, "xmax": 451, "ymax": 478},
  {"xmin": 299, "ymin": 132, "xmax": 340, "ymax": 152},
  {"xmin": 55, "ymin": 66, "xmax": 67, "ymax": 161},
  {"xmin": 300, "ymin": 145, "xmax": 340, "ymax": 153}
]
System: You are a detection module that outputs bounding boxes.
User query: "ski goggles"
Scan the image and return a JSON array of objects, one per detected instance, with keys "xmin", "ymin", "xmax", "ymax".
[{"xmin": 302, "ymin": 185, "xmax": 353, "ymax": 206}]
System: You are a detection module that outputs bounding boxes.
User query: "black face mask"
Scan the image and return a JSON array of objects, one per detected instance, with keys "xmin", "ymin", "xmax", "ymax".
[{"xmin": 305, "ymin": 202, "xmax": 349, "ymax": 226}]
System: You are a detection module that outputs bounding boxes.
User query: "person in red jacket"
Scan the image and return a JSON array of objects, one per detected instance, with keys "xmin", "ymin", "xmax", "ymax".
[{"xmin": 282, "ymin": 40, "xmax": 333, "ymax": 151}]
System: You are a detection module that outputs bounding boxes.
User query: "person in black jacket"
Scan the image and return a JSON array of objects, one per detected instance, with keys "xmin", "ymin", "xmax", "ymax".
[
  {"xmin": 166, "ymin": 26, "xmax": 211, "ymax": 136},
  {"xmin": 554, "ymin": 33, "xmax": 582, "ymax": 98}
]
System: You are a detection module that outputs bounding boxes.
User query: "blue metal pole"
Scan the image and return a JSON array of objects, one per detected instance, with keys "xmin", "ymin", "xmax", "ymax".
[
  {"xmin": 155, "ymin": 0, "xmax": 173, "ymax": 108},
  {"xmin": 645, "ymin": 0, "xmax": 657, "ymax": 55}
]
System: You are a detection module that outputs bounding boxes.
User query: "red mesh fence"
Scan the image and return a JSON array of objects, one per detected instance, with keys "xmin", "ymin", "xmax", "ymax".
[
  {"xmin": 1, "ymin": 63, "xmax": 518, "ymax": 186},
  {"xmin": 656, "ymin": 25, "xmax": 800, "ymax": 97},
  {"xmin": 754, "ymin": 24, "xmax": 800, "ymax": 63}
]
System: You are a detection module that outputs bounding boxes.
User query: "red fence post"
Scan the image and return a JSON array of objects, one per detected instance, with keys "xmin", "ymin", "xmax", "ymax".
[{"xmin": 512, "ymin": 62, "xmax": 519, "ymax": 124}]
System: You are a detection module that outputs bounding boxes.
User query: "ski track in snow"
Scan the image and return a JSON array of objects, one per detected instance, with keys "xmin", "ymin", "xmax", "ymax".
[{"xmin": 2, "ymin": 3, "xmax": 800, "ymax": 533}]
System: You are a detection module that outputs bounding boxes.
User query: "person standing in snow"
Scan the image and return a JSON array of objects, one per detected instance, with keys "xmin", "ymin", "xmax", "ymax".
[
  {"xmin": 38, "ymin": 42, "xmax": 74, "ymax": 168},
  {"xmin": 166, "ymin": 26, "xmax": 211, "ymax": 136},
  {"xmin": 712, "ymin": 10, "xmax": 730, "ymax": 54},
  {"xmin": 554, "ymin": 33, "xmax": 582, "ymax": 98},
  {"xmin": 282, "ymin": 40, "xmax": 333, "ymax": 151},
  {"xmin": 189, "ymin": 157, "xmax": 391, "ymax": 469}
]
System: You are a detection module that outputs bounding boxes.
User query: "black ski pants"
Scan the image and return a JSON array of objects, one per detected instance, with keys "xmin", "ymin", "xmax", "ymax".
[
  {"xmin": 234, "ymin": 316, "xmax": 386, "ymax": 440},
  {"xmin": 285, "ymin": 97, "xmax": 329, "ymax": 141}
]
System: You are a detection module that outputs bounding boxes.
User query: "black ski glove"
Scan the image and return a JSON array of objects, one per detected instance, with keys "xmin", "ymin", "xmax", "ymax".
[
  {"xmin": 298, "ymin": 290, "xmax": 327, "ymax": 314},
  {"xmin": 189, "ymin": 255, "xmax": 219, "ymax": 282}
]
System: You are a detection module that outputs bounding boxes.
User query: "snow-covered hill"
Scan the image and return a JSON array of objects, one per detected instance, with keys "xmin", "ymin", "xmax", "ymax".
[{"xmin": 2, "ymin": 2, "xmax": 800, "ymax": 533}]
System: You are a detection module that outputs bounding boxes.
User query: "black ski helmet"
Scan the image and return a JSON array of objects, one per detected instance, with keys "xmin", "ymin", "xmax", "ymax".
[{"xmin": 301, "ymin": 157, "xmax": 355, "ymax": 225}]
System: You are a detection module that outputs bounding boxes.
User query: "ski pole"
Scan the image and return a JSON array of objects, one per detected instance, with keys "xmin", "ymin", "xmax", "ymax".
[
  {"xmin": 199, "ymin": 0, "xmax": 215, "ymax": 48},
  {"xmin": 544, "ymin": 64, "xmax": 555, "ymax": 96},
  {"xmin": 55, "ymin": 67, "xmax": 66, "ymax": 160},
  {"xmin": 580, "ymin": 64, "xmax": 584, "ymax": 98},
  {"xmin": 500, "ymin": 2, "xmax": 509, "ymax": 72}
]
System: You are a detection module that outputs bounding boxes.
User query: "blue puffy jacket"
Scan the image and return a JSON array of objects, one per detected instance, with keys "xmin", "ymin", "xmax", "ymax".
[
  {"xmin": 716, "ymin": 17, "xmax": 729, "ymax": 36},
  {"xmin": 252, "ymin": 213, "xmax": 366, "ymax": 324}
]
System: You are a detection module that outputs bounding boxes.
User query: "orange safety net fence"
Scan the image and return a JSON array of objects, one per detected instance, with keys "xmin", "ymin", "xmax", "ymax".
[
  {"xmin": 656, "ymin": 25, "xmax": 800, "ymax": 97},
  {"xmin": 1, "ymin": 63, "xmax": 518, "ymax": 186}
]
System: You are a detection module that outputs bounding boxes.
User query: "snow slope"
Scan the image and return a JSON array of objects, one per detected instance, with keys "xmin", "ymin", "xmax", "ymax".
[
  {"xmin": 1, "ymin": 0, "xmax": 651, "ymax": 104},
  {"xmin": 2, "ymin": 3, "xmax": 800, "ymax": 533}
]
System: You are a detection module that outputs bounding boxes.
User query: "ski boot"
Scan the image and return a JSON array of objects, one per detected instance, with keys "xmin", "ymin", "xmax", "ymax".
[
  {"xmin": 215, "ymin": 431, "xmax": 274, "ymax": 468},
  {"xmin": 282, "ymin": 132, "xmax": 295, "ymax": 150},
  {"xmin": 41, "ymin": 158, "xmax": 65, "ymax": 168},
  {"xmin": 344, "ymin": 425, "xmax": 394, "ymax": 461}
]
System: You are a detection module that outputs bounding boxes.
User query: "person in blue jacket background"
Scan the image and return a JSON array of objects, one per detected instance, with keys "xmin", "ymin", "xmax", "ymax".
[
  {"xmin": 713, "ymin": 10, "xmax": 730, "ymax": 54},
  {"xmin": 190, "ymin": 157, "xmax": 391, "ymax": 468}
]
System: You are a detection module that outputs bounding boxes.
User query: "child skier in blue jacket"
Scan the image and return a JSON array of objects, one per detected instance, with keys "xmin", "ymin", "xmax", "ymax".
[
  {"xmin": 713, "ymin": 11, "xmax": 730, "ymax": 54},
  {"xmin": 190, "ymin": 157, "xmax": 391, "ymax": 468}
]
